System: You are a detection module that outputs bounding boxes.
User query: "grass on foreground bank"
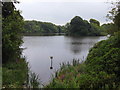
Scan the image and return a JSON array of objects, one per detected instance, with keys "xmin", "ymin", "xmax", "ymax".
[
  {"xmin": 45, "ymin": 60, "xmax": 88, "ymax": 88},
  {"xmin": 46, "ymin": 33, "xmax": 120, "ymax": 88},
  {"xmin": 2, "ymin": 58, "xmax": 40, "ymax": 88},
  {"xmin": 46, "ymin": 59, "xmax": 120, "ymax": 88},
  {"xmin": 2, "ymin": 58, "xmax": 29, "ymax": 88}
]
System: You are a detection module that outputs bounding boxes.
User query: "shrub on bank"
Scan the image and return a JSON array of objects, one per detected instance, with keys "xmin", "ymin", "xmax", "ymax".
[{"xmin": 46, "ymin": 34, "xmax": 120, "ymax": 88}]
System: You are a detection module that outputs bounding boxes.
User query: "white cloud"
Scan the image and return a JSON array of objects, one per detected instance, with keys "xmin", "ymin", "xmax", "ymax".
[{"xmin": 15, "ymin": 1, "xmax": 112, "ymax": 25}]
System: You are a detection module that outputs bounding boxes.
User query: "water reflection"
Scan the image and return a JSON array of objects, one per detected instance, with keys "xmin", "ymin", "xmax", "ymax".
[
  {"xmin": 64, "ymin": 36, "xmax": 101, "ymax": 56},
  {"xmin": 22, "ymin": 36, "xmax": 107, "ymax": 85},
  {"xmin": 69, "ymin": 37, "xmax": 85, "ymax": 54}
]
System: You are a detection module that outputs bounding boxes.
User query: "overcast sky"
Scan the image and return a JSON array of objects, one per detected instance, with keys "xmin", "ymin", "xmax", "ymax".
[{"xmin": 15, "ymin": 0, "xmax": 114, "ymax": 25}]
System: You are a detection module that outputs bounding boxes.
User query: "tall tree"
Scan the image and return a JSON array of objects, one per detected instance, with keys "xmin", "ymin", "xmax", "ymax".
[
  {"xmin": 114, "ymin": 8, "xmax": 120, "ymax": 32},
  {"xmin": 106, "ymin": 0, "xmax": 120, "ymax": 35},
  {"xmin": 68, "ymin": 16, "xmax": 101, "ymax": 36},
  {"xmin": 2, "ymin": 1, "xmax": 24, "ymax": 63},
  {"xmin": 69, "ymin": 16, "xmax": 88, "ymax": 35}
]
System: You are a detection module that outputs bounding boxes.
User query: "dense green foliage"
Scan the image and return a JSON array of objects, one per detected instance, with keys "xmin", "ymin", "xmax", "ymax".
[
  {"xmin": 46, "ymin": 34, "xmax": 120, "ymax": 88},
  {"xmin": 84, "ymin": 33, "xmax": 120, "ymax": 88},
  {"xmin": 114, "ymin": 8, "xmax": 120, "ymax": 33},
  {"xmin": 100, "ymin": 15, "xmax": 120, "ymax": 36},
  {"xmin": 23, "ymin": 20, "xmax": 65, "ymax": 35},
  {"xmin": 2, "ymin": 1, "xmax": 40, "ymax": 88},
  {"xmin": 100, "ymin": 23, "xmax": 114, "ymax": 35},
  {"xmin": 89, "ymin": 19, "xmax": 100, "ymax": 26},
  {"xmin": 2, "ymin": 1, "xmax": 24, "ymax": 63},
  {"xmin": 66, "ymin": 16, "xmax": 102, "ymax": 36}
]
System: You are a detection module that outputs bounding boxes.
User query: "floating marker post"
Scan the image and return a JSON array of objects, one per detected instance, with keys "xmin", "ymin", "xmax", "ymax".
[{"xmin": 50, "ymin": 56, "xmax": 53, "ymax": 69}]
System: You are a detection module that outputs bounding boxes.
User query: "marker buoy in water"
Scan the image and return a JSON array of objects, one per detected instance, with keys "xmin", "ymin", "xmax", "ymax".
[
  {"xmin": 50, "ymin": 66, "xmax": 53, "ymax": 69},
  {"xmin": 50, "ymin": 56, "xmax": 53, "ymax": 69}
]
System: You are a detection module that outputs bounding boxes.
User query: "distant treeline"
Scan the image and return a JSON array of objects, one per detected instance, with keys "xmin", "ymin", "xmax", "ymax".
[
  {"xmin": 23, "ymin": 20, "xmax": 66, "ymax": 35},
  {"xmin": 23, "ymin": 16, "xmax": 113, "ymax": 36}
]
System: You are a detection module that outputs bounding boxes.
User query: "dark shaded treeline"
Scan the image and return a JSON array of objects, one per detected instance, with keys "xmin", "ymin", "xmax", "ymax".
[
  {"xmin": 66, "ymin": 16, "xmax": 101, "ymax": 36},
  {"xmin": 23, "ymin": 20, "xmax": 65, "ymax": 35},
  {"xmin": 23, "ymin": 17, "xmax": 113, "ymax": 36}
]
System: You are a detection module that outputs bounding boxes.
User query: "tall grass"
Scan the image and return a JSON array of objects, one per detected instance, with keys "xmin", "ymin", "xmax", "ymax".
[
  {"xmin": 2, "ymin": 57, "xmax": 41, "ymax": 88},
  {"xmin": 28, "ymin": 72, "xmax": 40, "ymax": 88},
  {"xmin": 45, "ymin": 59, "xmax": 86, "ymax": 88}
]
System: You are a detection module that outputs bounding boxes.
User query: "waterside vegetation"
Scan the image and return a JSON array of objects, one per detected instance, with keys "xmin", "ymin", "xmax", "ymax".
[
  {"xmin": 2, "ymin": 1, "xmax": 40, "ymax": 88},
  {"xmin": 45, "ymin": 1, "xmax": 120, "ymax": 88},
  {"xmin": 46, "ymin": 33, "xmax": 120, "ymax": 88},
  {"xmin": 2, "ymin": 0, "xmax": 120, "ymax": 89}
]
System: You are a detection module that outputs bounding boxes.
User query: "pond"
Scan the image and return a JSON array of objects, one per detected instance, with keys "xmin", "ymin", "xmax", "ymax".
[{"xmin": 22, "ymin": 36, "xmax": 107, "ymax": 85}]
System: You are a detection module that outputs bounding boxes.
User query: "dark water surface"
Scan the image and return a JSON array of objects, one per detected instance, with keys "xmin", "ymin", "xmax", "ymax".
[{"xmin": 22, "ymin": 36, "xmax": 107, "ymax": 85}]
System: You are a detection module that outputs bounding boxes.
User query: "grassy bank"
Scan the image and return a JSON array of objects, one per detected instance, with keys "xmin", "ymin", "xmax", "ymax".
[
  {"xmin": 2, "ymin": 58, "xmax": 41, "ymax": 89},
  {"xmin": 2, "ymin": 58, "xmax": 29, "ymax": 88}
]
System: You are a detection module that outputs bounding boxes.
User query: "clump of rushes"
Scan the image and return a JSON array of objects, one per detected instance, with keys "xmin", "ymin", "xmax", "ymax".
[
  {"xmin": 45, "ymin": 59, "xmax": 86, "ymax": 88},
  {"xmin": 29, "ymin": 72, "xmax": 41, "ymax": 88}
]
